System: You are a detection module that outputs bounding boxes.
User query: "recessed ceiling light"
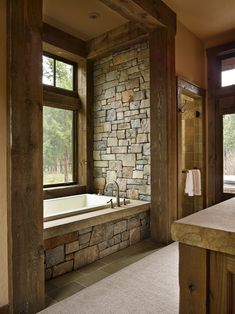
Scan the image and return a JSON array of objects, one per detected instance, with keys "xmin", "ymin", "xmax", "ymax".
[{"xmin": 88, "ymin": 12, "xmax": 100, "ymax": 20}]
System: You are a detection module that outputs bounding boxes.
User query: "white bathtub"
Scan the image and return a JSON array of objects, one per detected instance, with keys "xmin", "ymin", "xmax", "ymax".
[{"xmin": 44, "ymin": 194, "xmax": 128, "ymax": 222}]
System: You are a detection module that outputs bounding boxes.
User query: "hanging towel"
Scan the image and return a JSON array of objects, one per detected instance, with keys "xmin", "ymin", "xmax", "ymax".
[
  {"xmin": 185, "ymin": 170, "xmax": 194, "ymax": 196},
  {"xmin": 192, "ymin": 169, "xmax": 202, "ymax": 196}
]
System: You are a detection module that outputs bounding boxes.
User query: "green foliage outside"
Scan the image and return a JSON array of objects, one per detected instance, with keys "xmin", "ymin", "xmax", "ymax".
[
  {"xmin": 43, "ymin": 55, "xmax": 74, "ymax": 185},
  {"xmin": 223, "ymin": 114, "xmax": 235, "ymax": 175}
]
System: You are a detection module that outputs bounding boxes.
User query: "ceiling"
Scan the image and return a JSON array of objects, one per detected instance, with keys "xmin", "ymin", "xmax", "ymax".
[
  {"xmin": 43, "ymin": 0, "xmax": 127, "ymax": 41},
  {"xmin": 162, "ymin": 0, "xmax": 235, "ymax": 41},
  {"xmin": 43, "ymin": 0, "xmax": 235, "ymax": 43}
]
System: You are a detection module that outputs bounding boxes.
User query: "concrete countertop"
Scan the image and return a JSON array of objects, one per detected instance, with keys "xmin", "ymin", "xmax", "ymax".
[{"xmin": 171, "ymin": 197, "xmax": 235, "ymax": 255}]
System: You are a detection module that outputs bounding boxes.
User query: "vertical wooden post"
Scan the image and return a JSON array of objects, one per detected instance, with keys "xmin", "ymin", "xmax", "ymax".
[
  {"xmin": 150, "ymin": 28, "xmax": 177, "ymax": 243},
  {"xmin": 77, "ymin": 60, "xmax": 94, "ymax": 193},
  {"xmin": 7, "ymin": 0, "xmax": 44, "ymax": 312},
  {"xmin": 179, "ymin": 243, "xmax": 208, "ymax": 314}
]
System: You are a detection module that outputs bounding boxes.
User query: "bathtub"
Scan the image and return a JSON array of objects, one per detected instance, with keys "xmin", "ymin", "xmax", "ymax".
[{"xmin": 44, "ymin": 194, "xmax": 128, "ymax": 222}]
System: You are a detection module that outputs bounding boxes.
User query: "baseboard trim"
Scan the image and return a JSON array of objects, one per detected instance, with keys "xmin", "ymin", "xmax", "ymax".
[{"xmin": 0, "ymin": 305, "xmax": 9, "ymax": 314}]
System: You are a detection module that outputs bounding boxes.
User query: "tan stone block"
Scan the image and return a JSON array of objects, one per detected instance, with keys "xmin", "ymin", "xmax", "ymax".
[
  {"xmin": 128, "ymin": 217, "xmax": 141, "ymax": 230},
  {"xmin": 109, "ymin": 161, "xmax": 122, "ymax": 171},
  {"xmin": 107, "ymin": 137, "xmax": 118, "ymax": 146},
  {"xmin": 53, "ymin": 260, "xmax": 74, "ymax": 278},
  {"xmin": 137, "ymin": 133, "xmax": 147, "ymax": 143},
  {"xmin": 99, "ymin": 244, "xmax": 120, "ymax": 258},
  {"xmin": 65, "ymin": 253, "xmax": 74, "ymax": 261},
  {"xmin": 106, "ymin": 170, "xmax": 117, "ymax": 182},
  {"xmin": 127, "ymin": 189, "xmax": 139, "ymax": 200},
  {"xmin": 114, "ymin": 221, "xmax": 127, "ymax": 235},
  {"xmin": 65, "ymin": 241, "xmax": 79, "ymax": 254},
  {"xmin": 123, "ymin": 167, "xmax": 133, "ymax": 178},
  {"xmin": 121, "ymin": 231, "xmax": 129, "ymax": 241},
  {"xmin": 113, "ymin": 50, "xmax": 136, "ymax": 65},
  {"xmin": 45, "ymin": 245, "xmax": 64, "ymax": 267},
  {"xmin": 90, "ymin": 225, "xmax": 105, "ymax": 245},
  {"xmin": 122, "ymin": 90, "xmax": 134, "ymax": 102},
  {"xmin": 121, "ymin": 154, "xmax": 136, "ymax": 167},
  {"xmin": 79, "ymin": 232, "xmax": 91, "ymax": 245},
  {"xmin": 130, "ymin": 227, "xmax": 141, "ymax": 245},
  {"xmin": 117, "ymin": 178, "xmax": 127, "ymax": 192},
  {"xmin": 74, "ymin": 246, "xmax": 99, "ymax": 269},
  {"xmin": 133, "ymin": 170, "xmax": 144, "ymax": 179},
  {"xmin": 94, "ymin": 160, "xmax": 109, "ymax": 168}
]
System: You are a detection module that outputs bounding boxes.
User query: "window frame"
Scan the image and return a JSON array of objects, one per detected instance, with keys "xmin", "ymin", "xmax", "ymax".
[
  {"xmin": 220, "ymin": 51, "xmax": 235, "ymax": 88},
  {"xmin": 43, "ymin": 51, "xmax": 78, "ymax": 94},
  {"xmin": 42, "ymin": 51, "xmax": 79, "ymax": 189}
]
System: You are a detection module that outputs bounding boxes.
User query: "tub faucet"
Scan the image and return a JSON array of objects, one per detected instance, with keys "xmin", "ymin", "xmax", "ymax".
[{"xmin": 104, "ymin": 180, "xmax": 120, "ymax": 207}]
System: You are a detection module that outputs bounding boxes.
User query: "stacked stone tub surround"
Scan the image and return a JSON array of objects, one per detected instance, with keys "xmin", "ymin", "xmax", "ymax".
[
  {"xmin": 44, "ymin": 201, "xmax": 150, "ymax": 280},
  {"xmin": 44, "ymin": 43, "xmax": 152, "ymax": 280},
  {"xmin": 93, "ymin": 42, "xmax": 150, "ymax": 202}
]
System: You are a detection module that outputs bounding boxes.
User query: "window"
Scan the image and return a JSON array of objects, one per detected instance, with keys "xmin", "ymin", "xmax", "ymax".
[
  {"xmin": 221, "ymin": 56, "xmax": 235, "ymax": 87},
  {"xmin": 42, "ymin": 53, "xmax": 78, "ymax": 187},
  {"xmin": 223, "ymin": 113, "xmax": 235, "ymax": 193},
  {"xmin": 43, "ymin": 54, "xmax": 75, "ymax": 91}
]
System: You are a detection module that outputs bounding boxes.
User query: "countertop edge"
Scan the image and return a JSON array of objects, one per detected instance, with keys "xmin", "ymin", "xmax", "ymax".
[{"xmin": 171, "ymin": 221, "xmax": 235, "ymax": 255}]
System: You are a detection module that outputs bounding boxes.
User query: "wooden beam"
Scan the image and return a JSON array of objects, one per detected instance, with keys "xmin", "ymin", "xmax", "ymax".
[
  {"xmin": 43, "ymin": 23, "xmax": 87, "ymax": 58},
  {"xmin": 43, "ymin": 88, "xmax": 80, "ymax": 111},
  {"xmin": 99, "ymin": 0, "xmax": 176, "ymax": 32},
  {"xmin": 87, "ymin": 22, "xmax": 148, "ymax": 60},
  {"xmin": 7, "ymin": 0, "xmax": 44, "ymax": 312},
  {"xmin": 150, "ymin": 28, "xmax": 177, "ymax": 244}
]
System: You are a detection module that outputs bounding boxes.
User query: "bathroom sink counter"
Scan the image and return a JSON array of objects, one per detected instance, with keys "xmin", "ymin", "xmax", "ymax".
[
  {"xmin": 172, "ymin": 198, "xmax": 235, "ymax": 313},
  {"xmin": 171, "ymin": 197, "xmax": 235, "ymax": 255}
]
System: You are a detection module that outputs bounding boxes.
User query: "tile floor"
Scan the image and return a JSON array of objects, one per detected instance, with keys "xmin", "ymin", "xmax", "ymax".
[{"xmin": 45, "ymin": 238, "xmax": 164, "ymax": 307}]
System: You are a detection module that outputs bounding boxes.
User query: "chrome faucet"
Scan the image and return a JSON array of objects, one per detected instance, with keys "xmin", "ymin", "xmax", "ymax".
[{"xmin": 104, "ymin": 180, "xmax": 120, "ymax": 207}]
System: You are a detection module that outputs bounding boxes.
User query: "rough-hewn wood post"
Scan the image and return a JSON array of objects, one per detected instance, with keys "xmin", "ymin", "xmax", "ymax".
[
  {"xmin": 7, "ymin": 0, "xmax": 44, "ymax": 312},
  {"xmin": 150, "ymin": 28, "xmax": 177, "ymax": 243}
]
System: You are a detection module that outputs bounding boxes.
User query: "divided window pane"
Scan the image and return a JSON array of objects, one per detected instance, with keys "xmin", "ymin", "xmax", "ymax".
[{"xmin": 42, "ymin": 54, "xmax": 75, "ymax": 91}]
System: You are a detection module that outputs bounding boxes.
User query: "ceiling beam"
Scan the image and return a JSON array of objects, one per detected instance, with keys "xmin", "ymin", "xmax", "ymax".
[
  {"xmin": 99, "ymin": 0, "xmax": 176, "ymax": 33},
  {"xmin": 87, "ymin": 22, "xmax": 148, "ymax": 60},
  {"xmin": 43, "ymin": 23, "xmax": 87, "ymax": 58}
]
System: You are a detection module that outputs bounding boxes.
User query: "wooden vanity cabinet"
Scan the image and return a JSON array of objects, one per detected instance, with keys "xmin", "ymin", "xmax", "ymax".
[{"xmin": 179, "ymin": 243, "xmax": 235, "ymax": 314}]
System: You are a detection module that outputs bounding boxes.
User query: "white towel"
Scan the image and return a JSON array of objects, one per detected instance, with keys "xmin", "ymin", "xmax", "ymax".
[
  {"xmin": 192, "ymin": 169, "xmax": 201, "ymax": 196},
  {"xmin": 185, "ymin": 170, "xmax": 194, "ymax": 196}
]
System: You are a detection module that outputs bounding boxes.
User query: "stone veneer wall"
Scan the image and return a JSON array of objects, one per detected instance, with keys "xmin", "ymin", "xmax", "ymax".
[
  {"xmin": 93, "ymin": 43, "xmax": 150, "ymax": 201},
  {"xmin": 44, "ymin": 210, "xmax": 150, "ymax": 280}
]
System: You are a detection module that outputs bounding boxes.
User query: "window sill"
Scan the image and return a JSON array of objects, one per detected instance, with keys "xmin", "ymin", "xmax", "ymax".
[{"xmin": 43, "ymin": 184, "xmax": 86, "ymax": 199}]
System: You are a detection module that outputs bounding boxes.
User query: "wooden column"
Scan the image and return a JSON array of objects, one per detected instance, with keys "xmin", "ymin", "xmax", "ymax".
[
  {"xmin": 150, "ymin": 28, "xmax": 177, "ymax": 243},
  {"xmin": 7, "ymin": 0, "xmax": 44, "ymax": 312}
]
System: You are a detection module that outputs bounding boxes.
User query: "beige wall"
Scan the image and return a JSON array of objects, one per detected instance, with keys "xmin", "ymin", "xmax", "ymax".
[
  {"xmin": 0, "ymin": 0, "xmax": 9, "ymax": 307},
  {"xmin": 176, "ymin": 21, "xmax": 206, "ymax": 89}
]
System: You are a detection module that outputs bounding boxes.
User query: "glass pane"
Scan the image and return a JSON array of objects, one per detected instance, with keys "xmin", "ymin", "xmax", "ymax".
[
  {"xmin": 223, "ymin": 113, "xmax": 235, "ymax": 193},
  {"xmin": 221, "ymin": 56, "xmax": 235, "ymax": 87},
  {"xmin": 42, "ymin": 55, "xmax": 54, "ymax": 86},
  {"xmin": 43, "ymin": 106, "xmax": 74, "ymax": 185},
  {"xmin": 55, "ymin": 60, "xmax": 74, "ymax": 91}
]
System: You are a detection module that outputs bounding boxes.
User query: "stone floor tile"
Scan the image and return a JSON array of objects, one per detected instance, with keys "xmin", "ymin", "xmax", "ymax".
[
  {"xmin": 47, "ymin": 282, "xmax": 85, "ymax": 302},
  {"xmin": 75, "ymin": 269, "xmax": 109, "ymax": 287}
]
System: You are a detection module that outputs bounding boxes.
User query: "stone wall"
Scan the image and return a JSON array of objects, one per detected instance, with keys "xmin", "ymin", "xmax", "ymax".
[
  {"xmin": 93, "ymin": 43, "xmax": 150, "ymax": 202},
  {"xmin": 44, "ymin": 210, "xmax": 150, "ymax": 280}
]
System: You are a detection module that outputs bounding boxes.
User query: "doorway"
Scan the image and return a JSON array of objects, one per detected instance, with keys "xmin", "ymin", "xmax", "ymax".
[{"xmin": 177, "ymin": 78, "xmax": 206, "ymax": 218}]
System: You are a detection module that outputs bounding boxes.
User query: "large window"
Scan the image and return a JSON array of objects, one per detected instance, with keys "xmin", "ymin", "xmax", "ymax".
[
  {"xmin": 43, "ymin": 53, "xmax": 78, "ymax": 187},
  {"xmin": 223, "ymin": 113, "xmax": 235, "ymax": 193}
]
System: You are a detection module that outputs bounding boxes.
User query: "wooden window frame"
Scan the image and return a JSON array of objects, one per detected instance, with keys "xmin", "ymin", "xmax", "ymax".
[
  {"xmin": 43, "ymin": 52, "xmax": 80, "ymax": 190},
  {"xmin": 207, "ymin": 41, "xmax": 235, "ymax": 205}
]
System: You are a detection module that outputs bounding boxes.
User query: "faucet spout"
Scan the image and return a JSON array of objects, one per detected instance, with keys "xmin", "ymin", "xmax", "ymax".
[{"xmin": 104, "ymin": 180, "xmax": 120, "ymax": 207}]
